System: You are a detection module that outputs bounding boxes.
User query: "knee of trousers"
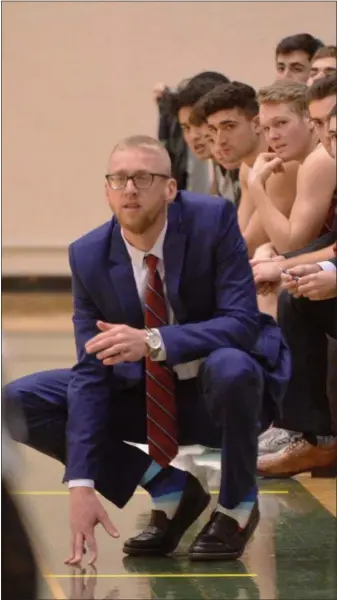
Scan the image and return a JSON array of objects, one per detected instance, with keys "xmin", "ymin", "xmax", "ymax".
[
  {"xmin": 199, "ymin": 347, "xmax": 264, "ymax": 422},
  {"xmin": 2, "ymin": 380, "xmax": 30, "ymax": 442}
]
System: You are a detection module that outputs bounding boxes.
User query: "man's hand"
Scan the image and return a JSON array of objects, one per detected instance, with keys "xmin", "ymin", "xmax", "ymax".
[
  {"xmin": 297, "ymin": 270, "xmax": 337, "ymax": 301},
  {"xmin": 85, "ymin": 322, "xmax": 147, "ymax": 366},
  {"xmin": 65, "ymin": 487, "xmax": 119, "ymax": 566},
  {"xmin": 248, "ymin": 153, "xmax": 284, "ymax": 188},
  {"xmin": 253, "ymin": 261, "xmax": 283, "ymax": 286},
  {"xmin": 153, "ymin": 82, "xmax": 167, "ymax": 102},
  {"xmin": 281, "ymin": 263, "xmax": 322, "ymax": 297}
]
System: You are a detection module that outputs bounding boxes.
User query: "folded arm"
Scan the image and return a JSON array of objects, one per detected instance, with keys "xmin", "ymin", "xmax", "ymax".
[{"xmin": 250, "ymin": 149, "xmax": 336, "ymax": 254}]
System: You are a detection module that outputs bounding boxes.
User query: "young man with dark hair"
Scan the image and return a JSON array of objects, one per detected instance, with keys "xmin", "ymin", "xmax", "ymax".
[
  {"xmin": 154, "ymin": 71, "xmax": 229, "ymax": 194},
  {"xmin": 307, "ymin": 73, "xmax": 337, "ymax": 152},
  {"xmin": 169, "ymin": 72, "xmax": 233, "ymax": 198},
  {"xmin": 307, "ymin": 45, "xmax": 337, "ymax": 86},
  {"xmin": 193, "ymin": 81, "xmax": 299, "ymax": 257},
  {"xmin": 275, "ymin": 33, "xmax": 324, "ymax": 83}
]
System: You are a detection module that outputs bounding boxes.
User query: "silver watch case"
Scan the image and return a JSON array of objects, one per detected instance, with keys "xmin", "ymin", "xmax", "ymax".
[{"xmin": 145, "ymin": 328, "xmax": 162, "ymax": 358}]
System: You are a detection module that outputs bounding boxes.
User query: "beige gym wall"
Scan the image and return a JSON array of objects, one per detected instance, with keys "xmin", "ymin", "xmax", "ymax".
[{"xmin": 2, "ymin": 1, "xmax": 336, "ymax": 274}]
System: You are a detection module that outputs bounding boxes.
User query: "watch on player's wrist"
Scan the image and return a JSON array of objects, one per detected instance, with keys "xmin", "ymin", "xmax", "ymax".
[{"xmin": 145, "ymin": 327, "xmax": 162, "ymax": 359}]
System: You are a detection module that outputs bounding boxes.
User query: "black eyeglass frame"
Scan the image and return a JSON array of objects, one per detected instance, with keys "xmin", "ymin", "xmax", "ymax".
[{"xmin": 105, "ymin": 172, "xmax": 171, "ymax": 190}]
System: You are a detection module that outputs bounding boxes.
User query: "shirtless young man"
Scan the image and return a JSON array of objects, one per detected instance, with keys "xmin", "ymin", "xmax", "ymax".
[
  {"xmin": 252, "ymin": 74, "xmax": 337, "ymax": 287},
  {"xmin": 191, "ymin": 82, "xmax": 298, "ymax": 258}
]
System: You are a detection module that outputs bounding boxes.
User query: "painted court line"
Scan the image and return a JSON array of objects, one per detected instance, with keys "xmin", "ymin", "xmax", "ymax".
[
  {"xmin": 45, "ymin": 572, "xmax": 257, "ymax": 579},
  {"xmin": 13, "ymin": 489, "xmax": 289, "ymax": 496}
]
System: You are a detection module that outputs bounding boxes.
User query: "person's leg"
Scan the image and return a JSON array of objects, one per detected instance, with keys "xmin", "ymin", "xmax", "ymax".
[
  {"xmin": 186, "ymin": 347, "xmax": 264, "ymax": 560},
  {"xmin": 258, "ymin": 292, "xmax": 337, "ymax": 477},
  {"xmin": 4, "ymin": 370, "xmax": 152, "ymax": 508},
  {"xmin": 276, "ymin": 293, "xmax": 335, "ymax": 434},
  {"xmin": 197, "ymin": 348, "xmax": 264, "ymax": 508}
]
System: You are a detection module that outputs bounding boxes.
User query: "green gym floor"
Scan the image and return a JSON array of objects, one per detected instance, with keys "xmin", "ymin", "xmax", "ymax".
[{"xmin": 4, "ymin": 294, "xmax": 337, "ymax": 600}]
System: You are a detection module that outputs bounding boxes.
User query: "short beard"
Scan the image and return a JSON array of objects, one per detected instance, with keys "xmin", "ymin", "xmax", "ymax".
[{"xmin": 118, "ymin": 204, "xmax": 166, "ymax": 235}]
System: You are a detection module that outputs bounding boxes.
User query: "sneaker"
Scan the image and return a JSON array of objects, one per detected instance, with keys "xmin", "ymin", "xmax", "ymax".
[{"xmin": 258, "ymin": 427, "xmax": 301, "ymax": 456}]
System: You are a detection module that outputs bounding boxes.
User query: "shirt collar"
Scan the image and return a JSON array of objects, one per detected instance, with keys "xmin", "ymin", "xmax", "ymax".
[{"xmin": 121, "ymin": 220, "xmax": 168, "ymax": 268}]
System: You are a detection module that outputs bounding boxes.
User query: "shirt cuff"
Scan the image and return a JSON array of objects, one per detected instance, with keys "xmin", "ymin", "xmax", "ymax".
[
  {"xmin": 68, "ymin": 479, "xmax": 95, "ymax": 488},
  {"xmin": 317, "ymin": 261, "xmax": 337, "ymax": 272},
  {"xmin": 152, "ymin": 330, "xmax": 167, "ymax": 362}
]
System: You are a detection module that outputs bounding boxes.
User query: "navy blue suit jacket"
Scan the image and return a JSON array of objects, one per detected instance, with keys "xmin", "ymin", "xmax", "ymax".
[{"xmin": 65, "ymin": 192, "xmax": 290, "ymax": 481}]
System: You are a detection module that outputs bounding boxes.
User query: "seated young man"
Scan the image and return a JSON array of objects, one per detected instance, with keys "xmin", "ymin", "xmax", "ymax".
[
  {"xmin": 154, "ymin": 71, "xmax": 229, "ymax": 192},
  {"xmin": 274, "ymin": 33, "xmax": 323, "ymax": 83},
  {"xmin": 252, "ymin": 75, "xmax": 337, "ymax": 285},
  {"xmin": 168, "ymin": 71, "xmax": 235, "ymax": 198},
  {"xmin": 254, "ymin": 105, "xmax": 337, "ymax": 474},
  {"xmin": 191, "ymin": 81, "xmax": 299, "ymax": 258},
  {"xmin": 248, "ymin": 79, "xmax": 336, "ymax": 255}
]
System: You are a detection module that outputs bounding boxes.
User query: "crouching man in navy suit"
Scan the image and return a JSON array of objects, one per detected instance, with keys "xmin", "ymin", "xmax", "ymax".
[{"xmin": 5, "ymin": 136, "xmax": 290, "ymax": 564}]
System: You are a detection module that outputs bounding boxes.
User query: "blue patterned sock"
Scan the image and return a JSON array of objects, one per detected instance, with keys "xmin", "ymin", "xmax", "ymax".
[
  {"xmin": 217, "ymin": 484, "xmax": 258, "ymax": 529},
  {"xmin": 140, "ymin": 462, "xmax": 188, "ymax": 519}
]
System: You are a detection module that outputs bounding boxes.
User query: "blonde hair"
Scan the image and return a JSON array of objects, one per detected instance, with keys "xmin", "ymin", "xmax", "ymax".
[
  {"xmin": 258, "ymin": 80, "xmax": 309, "ymax": 116},
  {"xmin": 108, "ymin": 135, "xmax": 172, "ymax": 175}
]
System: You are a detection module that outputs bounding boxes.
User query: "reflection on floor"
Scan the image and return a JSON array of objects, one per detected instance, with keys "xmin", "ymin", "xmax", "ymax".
[{"xmin": 3, "ymin": 294, "xmax": 337, "ymax": 599}]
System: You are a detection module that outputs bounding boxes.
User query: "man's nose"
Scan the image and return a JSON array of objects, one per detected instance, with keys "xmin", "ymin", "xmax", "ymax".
[
  {"xmin": 124, "ymin": 177, "xmax": 138, "ymax": 193},
  {"xmin": 268, "ymin": 127, "xmax": 280, "ymax": 140}
]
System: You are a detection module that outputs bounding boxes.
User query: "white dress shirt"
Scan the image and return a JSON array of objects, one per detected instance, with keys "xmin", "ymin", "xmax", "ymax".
[
  {"xmin": 69, "ymin": 222, "xmax": 202, "ymax": 489},
  {"xmin": 317, "ymin": 261, "xmax": 337, "ymax": 273}
]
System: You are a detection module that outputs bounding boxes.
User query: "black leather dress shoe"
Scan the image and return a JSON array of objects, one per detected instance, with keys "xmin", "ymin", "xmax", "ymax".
[
  {"xmin": 123, "ymin": 473, "xmax": 210, "ymax": 557},
  {"xmin": 188, "ymin": 501, "xmax": 260, "ymax": 561}
]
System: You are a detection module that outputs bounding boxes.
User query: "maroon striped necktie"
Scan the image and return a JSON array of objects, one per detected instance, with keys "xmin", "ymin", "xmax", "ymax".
[{"xmin": 144, "ymin": 254, "xmax": 178, "ymax": 466}]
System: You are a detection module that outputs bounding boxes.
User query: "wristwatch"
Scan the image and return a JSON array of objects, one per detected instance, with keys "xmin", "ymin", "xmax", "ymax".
[{"xmin": 145, "ymin": 328, "xmax": 162, "ymax": 359}]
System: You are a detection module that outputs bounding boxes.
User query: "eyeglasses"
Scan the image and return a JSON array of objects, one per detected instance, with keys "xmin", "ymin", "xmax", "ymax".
[{"xmin": 105, "ymin": 172, "xmax": 170, "ymax": 190}]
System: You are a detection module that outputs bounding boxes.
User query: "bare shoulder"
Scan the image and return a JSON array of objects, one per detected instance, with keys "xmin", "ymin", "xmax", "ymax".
[{"xmin": 300, "ymin": 144, "xmax": 335, "ymax": 176}]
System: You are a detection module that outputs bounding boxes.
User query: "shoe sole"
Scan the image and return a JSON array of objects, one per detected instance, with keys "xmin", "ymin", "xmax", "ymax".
[
  {"xmin": 123, "ymin": 490, "xmax": 211, "ymax": 557},
  {"xmin": 188, "ymin": 511, "xmax": 260, "ymax": 562},
  {"xmin": 257, "ymin": 467, "xmax": 330, "ymax": 479}
]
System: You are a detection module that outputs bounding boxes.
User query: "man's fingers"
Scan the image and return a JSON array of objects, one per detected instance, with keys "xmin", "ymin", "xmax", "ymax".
[
  {"xmin": 85, "ymin": 532, "xmax": 98, "ymax": 566},
  {"xmin": 96, "ymin": 343, "xmax": 127, "ymax": 361},
  {"xmin": 96, "ymin": 320, "xmax": 114, "ymax": 331},
  {"xmin": 67, "ymin": 532, "xmax": 85, "ymax": 565},
  {"xmin": 268, "ymin": 157, "xmax": 284, "ymax": 171},
  {"xmin": 86, "ymin": 334, "xmax": 121, "ymax": 354},
  {"xmin": 65, "ymin": 532, "xmax": 76, "ymax": 565},
  {"xmin": 259, "ymin": 152, "xmax": 277, "ymax": 160},
  {"xmin": 86, "ymin": 325, "xmax": 125, "ymax": 352},
  {"xmin": 99, "ymin": 512, "xmax": 120, "ymax": 539}
]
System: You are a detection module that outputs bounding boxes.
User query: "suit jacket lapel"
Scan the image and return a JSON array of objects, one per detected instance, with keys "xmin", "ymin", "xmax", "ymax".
[
  {"xmin": 163, "ymin": 202, "xmax": 188, "ymax": 323},
  {"xmin": 108, "ymin": 222, "xmax": 144, "ymax": 328}
]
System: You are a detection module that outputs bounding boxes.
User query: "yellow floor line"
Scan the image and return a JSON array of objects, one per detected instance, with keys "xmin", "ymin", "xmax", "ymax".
[
  {"xmin": 45, "ymin": 572, "xmax": 257, "ymax": 579},
  {"xmin": 13, "ymin": 489, "xmax": 289, "ymax": 496}
]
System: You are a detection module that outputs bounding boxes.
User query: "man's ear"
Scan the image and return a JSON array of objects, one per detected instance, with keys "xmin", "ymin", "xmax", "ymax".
[
  {"xmin": 252, "ymin": 115, "xmax": 261, "ymax": 134},
  {"xmin": 167, "ymin": 177, "xmax": 178, "ymax": 203}
]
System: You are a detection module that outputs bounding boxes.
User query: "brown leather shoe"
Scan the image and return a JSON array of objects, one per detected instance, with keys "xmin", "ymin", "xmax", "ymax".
[{"xmin": 257, "ymin": 438, "xmax": 337, "ymax": 478}]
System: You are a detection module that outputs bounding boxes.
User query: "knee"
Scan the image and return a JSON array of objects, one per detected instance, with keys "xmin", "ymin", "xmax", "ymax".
[
  {"xmin": 3, "ymin": 379, "xmax": 29, "ymax": 442},
  {"xmin": 200, "ymin": 348, "xmax": 264, "ymax": 418},
  {"xmin": 203, "ymin": 348, "xmax": 262, "ymax": 389}
]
